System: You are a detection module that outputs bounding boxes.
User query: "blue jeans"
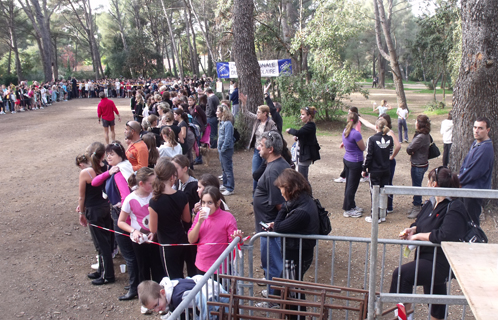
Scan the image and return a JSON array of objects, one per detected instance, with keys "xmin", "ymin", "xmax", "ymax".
[
  {"xmin": 207, "ymin": 117, "xmax": 218, "ymax": 148},
  {"xmin": 252, "ymin": 148, "xmax": 263, "ymax": 191},
  {"xmin": 111, "ymin": 207, "xmax": 139, "ymax": 292},
  {"xmin": 260, "ymin": 236, "xmax": 282, "ymax": 295},
  {"xmin": 219, "ymin": 148, "xmax": 234, "ymax": 192},
  {"xmin": 398, "ymin": 118, "xmax": 408, "ymax": 142},
  {"xmin": 411, "ymin": 166, "xmax": 428, "ymax": 206}
]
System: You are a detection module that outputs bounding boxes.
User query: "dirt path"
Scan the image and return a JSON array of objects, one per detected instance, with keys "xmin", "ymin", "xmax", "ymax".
[{"xmin": 0, "ymin": 89, "xmax": 495, "ymax": 319}]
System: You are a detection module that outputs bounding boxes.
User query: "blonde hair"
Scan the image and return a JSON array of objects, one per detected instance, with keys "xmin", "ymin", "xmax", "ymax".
[
  {"xmin": 217, "ymin": 105, "xmax": 233, "ymax": 122},
  {"xmin": 375, "ymin": 118, "xmax": 390, "ymax": 134},
  {"xmin": 258, "ymin": 105, "xmax": 270, "ymax": 117}
]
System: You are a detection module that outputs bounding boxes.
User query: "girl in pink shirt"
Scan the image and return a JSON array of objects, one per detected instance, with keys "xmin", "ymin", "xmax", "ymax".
[{"xmin": 188, "ymin": 186, "xmax": 243, "ymax": 273}]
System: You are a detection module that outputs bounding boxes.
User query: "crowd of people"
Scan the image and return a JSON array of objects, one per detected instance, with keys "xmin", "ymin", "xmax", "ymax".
[{"xmin": 72, "ymin": 77, "xmax": 492, "ymax": 320}]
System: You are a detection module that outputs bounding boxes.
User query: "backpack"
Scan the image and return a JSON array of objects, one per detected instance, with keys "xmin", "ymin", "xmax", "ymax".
[
  {"xmin": 314, "ymin": 198, "xmax": 332, "ymax": 235},
  {"xmin": 233, "ymin": 128, "xmax": 240, "ymax": 143}
]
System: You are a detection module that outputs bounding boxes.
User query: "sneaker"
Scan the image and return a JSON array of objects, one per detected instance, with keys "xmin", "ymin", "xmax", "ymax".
[
  {"xmin": 365, "ymin": 216, "xmax": 381, "ymax": 223},
  {"xmin": 20, "ymin": 108, "xmax": 25, "ymax": 112},
  {"xmin": 91, "ymin": 255, "xmax": 99, "ymax": 270},
  {"xmin": 404, "ymin": 139, "xmax": 409, "ymax": 143},
  {"xmin": 353, "ymin": 206, "xmax": 364, "ymax": 213},
  {"xmin": 12, "ymin": 111, "xmax": 16, "ymax": 114},
  {"xmin": 261, "ymin": 289, "xmax": 268, "ymax": 298},
  {"xmin": 220, "ymin": 185, "xmax": 227, "ymax": 191},
  {"xmin": 334, "ymin": 177, "xmax": 346, "ymax": 183},
  {"xmin": 112, "ymin": 248, "xmax": 119, "ymax": 258},
  {"xmin": 40, "ymin": 106, "xmax": 44, "ymax": 109},
  {"xmin": 387, "ymin": 209, "xmax": 394, "ymax": 214},
  {"xmin": 221, "ymin": 190, "xmax": 234, "ymax": 196},
  {"xmin": 141, "ymin": 306, "xmax": 153, "ymax": 314},
  {"xmin": 0, "ymin": 111, "xmax": 5, "ymax": 114},
  {"xmin": 160, "ymin": 311, "xmax": 172, "ymax": 319},
  {"xmin": 360, "ymin": 176, "xmax": 370, "ymax": 183},
  {"xmin": 256, "ymin": 277, "xmax": 266, "ymax": 286},
  {"xmin": 343, "ymin": 209, "xmax": 362, "ymax": 218},
  {"xmin": 255, "ymin": 301, "xmax": 280, "ymax": 309},
  {"xmin": 407, "ymin": 205, "xmax": 421, "ymax": 219},
  {"xmin": 218, "ymin": 175, "xmax": 223, "ymax": 181}
]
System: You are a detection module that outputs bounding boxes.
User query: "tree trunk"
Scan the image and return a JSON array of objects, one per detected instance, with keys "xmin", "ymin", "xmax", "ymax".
[
  {"xmin": 378, "ymin": 51, "xmax": 386, "ymax": 88},
  {"xmin": 188, "ymin": 8, "xmax": 199, "ymax": 77},
  {"xmin": 372, "ymin": 48, "xmax": 376, "ymax": 80},
  {"xmin": 187, "ymin": 0, "xmax": 216, "ymax": 66},
  {"xmin": 232, "ymin": 0, "xmax": 263, "ymax": 113},
  {"xmin": 19, "ymin": 0, "xmax": 54, "ymax": 82},
  {"xmin": 183, "ymin": 7, "xmax": 195, "ymax": 75},
  {"xmin": 451, "ymin": 0, "xmax": 498, "ymax": 190},
  {"xmin": 160, "ymin": 0, "xmax": 183, "ymax": 82},
  {"xmin": 53, "ymin": 35, "xmax": 59, "ymax": 80},
  {"xmin": 373, "ymin": 0, "xmax": 407, "ymax": 106}
]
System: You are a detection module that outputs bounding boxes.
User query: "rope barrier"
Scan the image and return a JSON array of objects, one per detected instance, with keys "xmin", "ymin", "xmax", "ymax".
[{"xmin": 89, "ymin": 223, "xmax": 249, "ymax": 248}]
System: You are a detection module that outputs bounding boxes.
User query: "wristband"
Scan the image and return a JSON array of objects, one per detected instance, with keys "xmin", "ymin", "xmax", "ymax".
[{"xmin": 78, "ymin": 212, "xmax": 84, "ymax": 215}]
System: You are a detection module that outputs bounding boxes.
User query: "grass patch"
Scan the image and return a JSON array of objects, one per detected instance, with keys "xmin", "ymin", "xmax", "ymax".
[
  {"xmin": 424, "ymin": 108, "xmax": 452, "ymax": 116},
  {"xmin": 360, "ymin": 79, "xmax": 421, "ymax": 85},
  {"xmin": 404, "ymin": 88, "xmax": 453, "ymax": 94}
]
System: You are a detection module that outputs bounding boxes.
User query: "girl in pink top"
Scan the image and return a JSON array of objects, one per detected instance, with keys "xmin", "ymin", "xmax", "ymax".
[{"xmin": 188, "ymin": 186, "xmax": 243, "ymax": 273}]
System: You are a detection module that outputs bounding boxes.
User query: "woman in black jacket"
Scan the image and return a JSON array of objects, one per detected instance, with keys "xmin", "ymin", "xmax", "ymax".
[
  {"xmin": 266, "ymin": 168, "xmax": 319, "ymax": 318},
  {"xmin": 390, "ymin": 167, "xmax": 469, "ymax": 320},
  {"xmin": 286, "ymin": 106, "xmax": 320, "ymax": 181}
]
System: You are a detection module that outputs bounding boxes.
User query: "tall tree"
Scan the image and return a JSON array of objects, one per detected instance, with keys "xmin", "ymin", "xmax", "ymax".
[
  {"xmin": 67, "ymin": 0, "xmax": 104, "ymax": 79},
  {"xmin": 160, "ymin": 0, "xmax": 183, "ymax": 82},
  {"xmin": 232, "ymin": 0, "xmax": 263, "ymax": 113},
  {"xmin": 18, "ymin": 0, "xmax": 59, "ymax": 82},
  {"xmin": 451, "ymin": 0, "xmax": 498, "ymax": 188},
  {"xmin": 373, "ymin": 0, "xmax": 407, "ymax": 106},
  {"xmin": 0, "ymin": 0, "xmax": 23, "ymax": 81}
]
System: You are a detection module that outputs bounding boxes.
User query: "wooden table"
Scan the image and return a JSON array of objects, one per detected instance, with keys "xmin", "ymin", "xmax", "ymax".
[{"xmin": 441, "ymin": 242, "xmax": 498, "ymax": 320}]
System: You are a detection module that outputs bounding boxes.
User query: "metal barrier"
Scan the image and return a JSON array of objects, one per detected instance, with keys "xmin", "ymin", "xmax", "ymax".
[
  {"xmin": 167, "ymin": 237, "xmax": 241, "ymax": 320},
  {"xmin": 166, "ymin": 185, "xmax": 497, "ymax": 320},
  {"xmin": 240, "ymin": 232, "xmax": 468, "ymax": 320},
  {"xmin": 367, "ymin": 185, "xmax": 498, "ymax": 320}
]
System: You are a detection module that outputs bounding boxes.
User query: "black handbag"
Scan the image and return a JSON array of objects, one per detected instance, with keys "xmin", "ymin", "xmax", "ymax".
[
  {"xmin": 458, "ymin": 202, "xmax": 488, "ymax": 243},
  {"xmin": 428, "ymin": 135, "xmax": 441, "ymax": 159}
]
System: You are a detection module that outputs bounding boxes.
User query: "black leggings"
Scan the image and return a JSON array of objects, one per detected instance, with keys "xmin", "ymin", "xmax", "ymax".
[{"xmin": 390, "ymin": 259, "xmax": 448, "ymax": 319}]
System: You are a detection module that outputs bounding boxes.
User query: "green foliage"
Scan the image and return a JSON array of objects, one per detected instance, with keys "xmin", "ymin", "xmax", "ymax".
[
  {"xmin": 273, "ymin": 0, "xmax": 367, "ymax": 121},
  {"xmin": 424, "ymin": 100, "xmax": 446, "ymax": 111}
]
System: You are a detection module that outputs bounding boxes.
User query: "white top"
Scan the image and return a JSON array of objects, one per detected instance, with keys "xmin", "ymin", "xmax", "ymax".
[
  {"xmin": 158, "ymin": 144, "xmax": 182, "ymax": 158},
  {"xmin": 377, "ymin": 106, "xmax": 388, "ymax": 115},
  {"xmin": 115, "ymin": 81, "xmax": 121, "ymax": 89},
  {"xmin": 397, "ymin": 108, "xmax": 409, "ymax": 119},
  {"xmin": 440, "ymin": 119, "xmax": 453, "ymax": 144},
  {"xmin": 121, "ymin": 192, "xmax": 153, "ymax": 232}
]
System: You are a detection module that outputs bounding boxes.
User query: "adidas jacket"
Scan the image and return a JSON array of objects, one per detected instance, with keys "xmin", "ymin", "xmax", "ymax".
[{"xmin": 362, "ymin": 132, "xmax": 393, "ymax": 173}]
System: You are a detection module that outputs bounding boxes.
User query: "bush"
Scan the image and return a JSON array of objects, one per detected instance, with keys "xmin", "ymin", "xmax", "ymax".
[
  {"xmin": 425, "ymin": 82, "xmax": 434, "ymax": 90},
  {"xmin": 424, "ymin": 100, "xmax": 446, "ymax": 111},
  {"xmin": 0, "ymin": 74, "xmax": 18, "ymax": 86}
]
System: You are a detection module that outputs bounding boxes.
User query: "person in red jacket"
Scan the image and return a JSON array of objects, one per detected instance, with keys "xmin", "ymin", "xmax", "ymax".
[{"xmin": 97, "ymin": 91, "xmax": 121, "ymax": 144}]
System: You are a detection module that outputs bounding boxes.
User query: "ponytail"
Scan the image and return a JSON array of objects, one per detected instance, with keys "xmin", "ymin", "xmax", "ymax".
[
  {"xmin": 128, "ymin": 167, "xmax": 155, "ymax": 189},
  {"xmin": 152, "ymin": 158, "xmax": 177, "ymax": 200},
  {"xmin": 344, "ymin": 112, "xmax": 359, "ymax": 138},
  {"xmin": 376, "ymin": 118, "xmax": 390, "ymax": 135},
  {"xmin": 85, "ymin": 142, "xmax": 105, "ymax": 175}
]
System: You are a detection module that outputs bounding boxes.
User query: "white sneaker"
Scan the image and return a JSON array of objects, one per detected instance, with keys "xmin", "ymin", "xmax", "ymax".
[
  {"xmin": 343, "ymin": 209, "xmax": 362, "ymax": 218},
  {"xmin": 12, "ymin": 111, "xmax": 16, "ymax": 114},
  {"xmin": 141, "ymin": 306, "xmax": 152, "ymax": 314},
  {"xmin": 261, "ymin": 289, "xmax": 268, "ymax": 298},
  {"xmin": 334, "ymin": 177, "xmax": 346, "ymax": 183},
  {"xmin": 220, "ymin": 185, "xmax": 227, "ymax": 191},
  {"xmin": 360, "ymin": 176, "xmax": 370, "ymax": 183},
  {"xmin": 91, "ymin": 255, "xmax": 99, "ymax": 270},
  {"xmin": 221, "ymin": 190, "xmax": 234, "ymax": 196},
  {"xmin": 40, "ymin": 106, "xmax": 44, "ymax": 109},
  {"xmin": 255, "ymin": 301, "xmax": 280, "ymax": 309},
  {"xmin": 0, "ymin": 111, "xmax": 5, "ymax": 114},
  {"xmin": 218, "ymin": 175, "xmax": 223, "ymax": 181},
  {"xmin": 365, "ymin": 216, "xmax": 381, "ymax": 223},
  {"xmin": 353, "ymin": 206, "xmax": 364, "ymax": 213}
]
